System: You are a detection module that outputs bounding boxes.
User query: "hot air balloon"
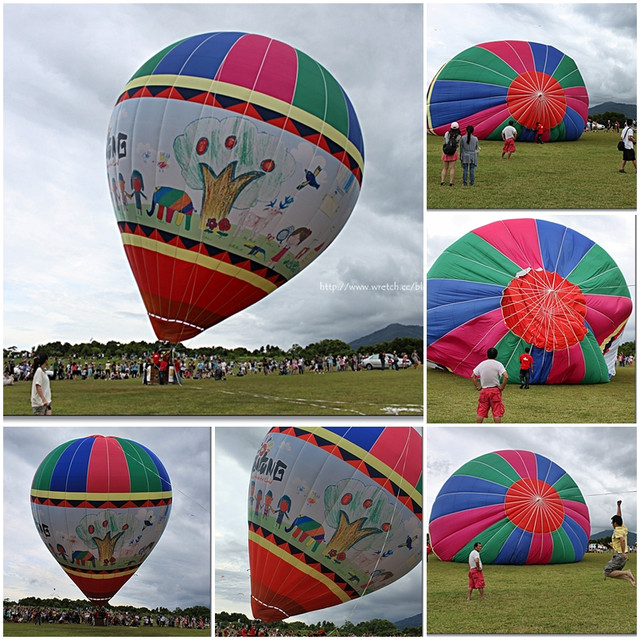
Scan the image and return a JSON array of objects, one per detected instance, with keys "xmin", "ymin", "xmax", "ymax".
[
  {"xmin": 30, "ymin": 435, "xmax": 172, "ymax": 604},
  {"xmin": 429, "ymin": 450, "xmax": 590, "ymax": 564},
  {"xmin": 248, "ymin": 427, "xmax": 422, "ymax": 621},
  {"xmin": 427, "ymin": 218, "xmax": 632, "ymax": 384},
  {"xmin": 106, "ymin": 32, "xmax": 364, "ymax": 343},
  {"xmin": 427, "ymin": 40, "xmax": 589, "ymax": 142}
]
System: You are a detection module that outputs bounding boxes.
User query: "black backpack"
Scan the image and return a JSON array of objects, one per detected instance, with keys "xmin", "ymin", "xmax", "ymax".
[{"xmin": 442, "ymin": 134, "xmax": 458, "ymax": 155}]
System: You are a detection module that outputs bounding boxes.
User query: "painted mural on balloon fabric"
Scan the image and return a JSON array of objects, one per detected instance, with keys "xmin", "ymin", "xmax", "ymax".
[{"xmin": 248, "ymin": 427, "xmax": 422, "ymax": 622}]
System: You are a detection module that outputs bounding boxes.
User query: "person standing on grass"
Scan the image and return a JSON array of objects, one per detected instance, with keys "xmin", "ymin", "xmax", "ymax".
[
  {"xmin": 30, "ymin": 352, "xmax": 52, "ymax": 415},
  {"xmin": 619, "ymin": 119, "xmax": 637, "ymax": 174},
  {"xmin": 472, "ymin": 347, "xmax": 508, "ymax": 423},
  {"xmin": 459, "ymin": 125, "xmax": 479, "ymax": 186},
  {"xmin": 603, "ymin": 500, "xmax": 636, "ymax": 586},
  {"xmin": 441, "ymin": 122, "xmax": 461, "ymax": 186},
  {"xmin": 501, "ymin": 120, "xmax": 518, "ymax": 159},
  {"xmin": 519, "ymin": 347, "xmax": 533, "ymax": 389},
  {"xmin": 534, "ymin": 121, "xmax": 544, "ymax": 143},
  {"xmin": 467, "ymin": 542, "xmax": 486, "ymax": 601}
]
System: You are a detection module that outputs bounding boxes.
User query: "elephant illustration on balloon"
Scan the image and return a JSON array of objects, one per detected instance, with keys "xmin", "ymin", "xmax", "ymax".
[
  {"xmin": 147, "ymin": 187, "xmax": 196, "ymax": 231},
  {"xmin": 284, "ymin": 515, "xmax": 325, "ymax": 552}
]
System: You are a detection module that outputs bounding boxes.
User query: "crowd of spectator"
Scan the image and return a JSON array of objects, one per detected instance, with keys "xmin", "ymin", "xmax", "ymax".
[
  {"xmin": 4, "ymin": 349, "xmax": 420, "ymax": 386},
  {"xmin": 3, "ymin": 604, "xmax": 208, "ymax": 629}
]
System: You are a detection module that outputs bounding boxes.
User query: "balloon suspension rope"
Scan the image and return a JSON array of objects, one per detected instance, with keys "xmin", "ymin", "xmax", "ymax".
[{"xmin": 127, "ymin": 452, "xmax": 209, "ymax": 515}]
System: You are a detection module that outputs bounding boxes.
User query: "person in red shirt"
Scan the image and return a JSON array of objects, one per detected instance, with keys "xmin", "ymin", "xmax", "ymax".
[
  {"xmin": 158, "ymin": 353, "xmax": 169, "ymax": 385},
  {"xmin": 519, "ymin": 347, "xmax": 533, "ymax": 389},
  {"xmin": 534, "ymin": 121, "xmax": 544, "ymax": 144}
]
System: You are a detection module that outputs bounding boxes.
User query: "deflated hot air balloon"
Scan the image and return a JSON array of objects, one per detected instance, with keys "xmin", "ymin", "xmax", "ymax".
[
  {"xmin": 248, "ymin": 427, "xmax": 422, "ymax": 621},
  {"xmin": 30, "ymin": 435, "xmax": 171, "ymax": 604},
  {"xmin": 427, "ymin": 218, "xmax": 632, "ymax": 384},
  {"xmin": 427, "ymin": 40, "xmax": 589, "ymax": 141},
  {"xmin": 106, "ymin": 32, "xmax": 364, "ymax": 343},
  {"xmin": 429, "ymin": 450, "xmax": 590, "ymax": 564}
]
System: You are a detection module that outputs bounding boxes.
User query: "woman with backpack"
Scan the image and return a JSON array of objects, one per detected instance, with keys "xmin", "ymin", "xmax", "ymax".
[{"xmin": 440, "ymin": 121, "xmax": 461, "ymax": 186}]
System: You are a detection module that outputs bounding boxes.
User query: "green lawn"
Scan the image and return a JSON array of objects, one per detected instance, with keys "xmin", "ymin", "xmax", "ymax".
[
  {"xmin": 3, "ymin": 622, "xmax": 208, "ymax": 637},
  {"xmin": 427, "ymin": 553, "xmax": 637, "ymax": 634},
  {"xmin": 427, "ymin": 132, "xmax": 637, "ymax": 209},
  {"xmin": 427, "ymin": 365, "xmax": 635, "ymax": 423},
  {"xmin": 4, "ymin": 368, "xmax": 423, "ymax": 416}
]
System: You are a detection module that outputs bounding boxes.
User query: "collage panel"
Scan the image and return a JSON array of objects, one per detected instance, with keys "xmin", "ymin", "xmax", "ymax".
[
  {"xmin": 3, "ymin": 2, "xmax": 424, "ymax": 419},
  {"xmin": 426, "ymin": 3, "xmax": 636, "ymax": 207},
  {"xmin": 426, "ymin": 426, "xmax": 637, "ymax": 634},
  {"xmin": 3, "ymin": 3, "xmax": 426, "ymax": 638},
  {"xmin": 427, "ymin": 213, "xmax": 635, "ymax": 424},
  {"xmin": 4, "ymin": 426, "xmax": 211, "ymax": 631},
  {"xmin": 215, "ymin": 426, "xmax": 424, "ymax": 636}
]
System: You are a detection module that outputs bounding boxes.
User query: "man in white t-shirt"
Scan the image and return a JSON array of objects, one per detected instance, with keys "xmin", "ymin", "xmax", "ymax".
[
  {"xmin": 501, "ymin": 120, "xmax": 518, "ymax": 159},
  {"xmin": 472, "ymin": 347, "xmax": 508, "ymax": 423},
  {"xmin": 467, "ymin": 542, "xmax": 486, "ymax": 601}
]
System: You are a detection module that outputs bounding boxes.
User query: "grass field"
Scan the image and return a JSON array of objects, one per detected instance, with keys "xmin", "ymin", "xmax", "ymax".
[
  {"xmin": 426, "ymin": 365, "xmax": 635, "ymax": 423},
  {"xmin": 427, "ymin": 132, "xmax": 637, "ymax": 209},
  {"xmin": 3, "ymin": 368, "xmax": 423, "ymax": 416},
  {"xmin": 3, "ymin": 622, "xmax": 209, "ymax": 637},
  {"xmin": 427, "ymin": 552, "xmax": 637, "ymax": 634}
]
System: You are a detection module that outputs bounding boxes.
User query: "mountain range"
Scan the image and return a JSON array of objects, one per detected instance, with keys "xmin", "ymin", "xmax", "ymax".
[
  {"xmin": 348, "ymin": 323, "xmax": 423, "ymax": 351},
  {"xmin": 394, "ymin": 613, "xmax": 422, "ymax": 630},
  {"xmin": 591, "ymin": 529, "xmax": 637, "ymax": 545},
  {"xmin": 588, "ymin": 102, "xmax": 636, "ymax": 119}
]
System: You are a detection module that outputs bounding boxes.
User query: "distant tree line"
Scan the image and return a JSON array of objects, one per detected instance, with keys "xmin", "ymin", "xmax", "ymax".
[
  {"xmin": 4, "ymin": 336, "xmax": 423, "ymax": 364},
  {"xmin": 215, "ymin": 610, "xmax": 421, "ymax": 637},
  {"xmin": 619, "ymin": 341, "xmax": 635, "ymax": 357},
  {"xmin": 4, "ymin": 595, "xmax": 209, "ymax": 619},
  {"xmin": 588, "ymin": 111, "xmax": 629, "ymax": 126}
]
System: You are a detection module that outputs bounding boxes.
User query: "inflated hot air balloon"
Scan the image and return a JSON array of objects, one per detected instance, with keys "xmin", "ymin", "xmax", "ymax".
[
  {"xmin": 30, "ymin": 435, "xmax": 172, "ymax": 604},
  {"xmin": 429, "ymin": 450, "xmax": 590, "ymax": 564},
  {"xmin": 427, "ymin": 218, "xmax": 632, "ymax": 384},
  {"xmin": 427, "ymin": 40, "xmax": 589, "ymax": 141},
  {"xmin": 106, "ymin": 32, "xmax": 364, "ymax": 343},
  {"xmin": 248, "ymin": 427, "xmax": 422, "ymax": 621}
]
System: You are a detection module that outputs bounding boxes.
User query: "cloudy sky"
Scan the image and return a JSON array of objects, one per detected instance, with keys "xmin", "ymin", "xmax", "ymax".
[
  {"xmin": 427, "ymin": 212, "xmax": 636, "ymax": 342},
  {"xmin": 3, "ymin": 3, "xmax": 423, "ymax": 354},
  {"xmin": 215, "ymin": 427, "xmax": 423, "ymax": 627},
  {"xmin": 4, "ymin": 426, "xmax": 210, "ymax": 610},
  {"xmin": 426, "ymin": 426, "xmax": 637, "ymax": 536},
  {"xmin": 426, "ymin": 3, "xmax": 637, "ymax": 106}
]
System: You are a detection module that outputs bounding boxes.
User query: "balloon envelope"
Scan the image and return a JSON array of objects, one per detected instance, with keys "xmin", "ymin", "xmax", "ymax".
[
  {"xmin": 106, "ymin": 32, "xmax": 364, "ymax": 342},
  {"xmin": 427, "ymin": 218, "xmax": 632, "ymax": 384},
  {"xmin": 248, "ymin": 427, "xmax": 422, "ymax": 621},
  {"xmin": 427, "ymin": 40, "xmax": 589, "ymax": 141},
  {"xmin": 30, "ymin": 435, "xmax": 172, "ymax": 604},
  {"xmin": 429, "ymin": 450, "xmax": 590, "ymax": 564}
]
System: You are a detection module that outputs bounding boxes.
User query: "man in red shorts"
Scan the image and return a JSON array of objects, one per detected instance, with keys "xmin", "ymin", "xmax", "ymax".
[
  {"xmin": 467, "ymin": 542, "xmax": 486, "ymax": 601},
  {"xmin": 472, "ymin": 347, "xmax": 508, "ymax": 423},
  {"xmin": 501, "ymin": 120, "xmax": 518, "ymax": 159}
]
